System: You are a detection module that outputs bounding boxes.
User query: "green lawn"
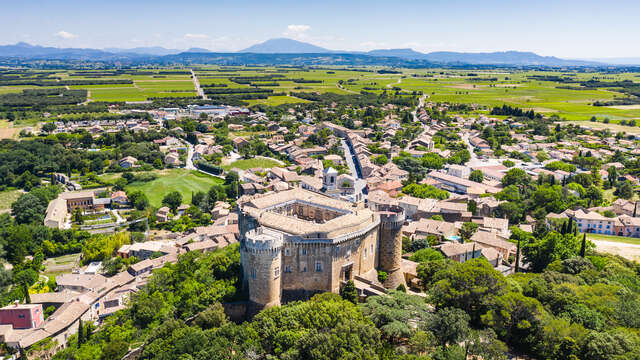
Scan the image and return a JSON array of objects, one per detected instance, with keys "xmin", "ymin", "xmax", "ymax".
[
  {"xmin": 124, "ymin": 169, "xmax": 224, "ymax": 207},
  {"xmin": 0, "ymin": 189, "xmax": 22, "ymax": 212},
  {"xmin": 222, "ymin": 158, "xmax": 282, "ymax": 171},
  {"xmin": 586, "ymin": 233, "xmax": 640, "ymax": 245}
]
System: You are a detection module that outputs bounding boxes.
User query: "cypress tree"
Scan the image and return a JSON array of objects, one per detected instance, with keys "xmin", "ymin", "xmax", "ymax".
[
  {"xmin": 634, "ymin": 202, "xmax": 637, "ymax": 218},
  {"xmin": 77, "ymin": 319, "xmax": 84, "ymax": 347},
  {"xmin": 580, "ymin": 233, "xmax": 587, "ymax": 257},
  {"xmin": 23, "ymin": 282, "xmax": 31, "ymax": 304},
  {"xmin": 515, "ymin": 239, "xmax": 521, "ymax": 273},
  {"xmin": 561, "ymin": 221, "xmax": 567, "ymax": 235},
  {"xmin": 568, "ymin": 217, "xmax": 574, "ymax": 234}
]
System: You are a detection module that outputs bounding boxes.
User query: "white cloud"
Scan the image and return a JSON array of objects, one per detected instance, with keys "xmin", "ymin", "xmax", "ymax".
[
  {"xmin": 54, "ymin": 31, "xmax": 77, "ymax": 39},
  {"xmin": 184, "ymin": 33, "xmax": 209, "ymax": 40},
  {"xmin": 283, "ymin": 24, "xmax": 311, "ymax": 39}
]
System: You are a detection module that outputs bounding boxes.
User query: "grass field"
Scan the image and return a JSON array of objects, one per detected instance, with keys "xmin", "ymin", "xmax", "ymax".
[
  {"xmin": 0, "ymin": 189, "xmax": 22, "ymax": 212},
  {"xmin": 586, "ymin": 233, "xmax": 640, "ymax": 245},
  {"xmin": 124, "ymin": 169, "xmax": 224, "ymax": 207},
  {"xmin": 222, "ymin": 158, "xmax": 282, "ymax": 171}
]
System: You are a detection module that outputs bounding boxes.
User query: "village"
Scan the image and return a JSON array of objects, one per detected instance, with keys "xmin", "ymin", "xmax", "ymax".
[{"xmin": 3, "ymin": 90, "xmax": 640, "ymax": 356}]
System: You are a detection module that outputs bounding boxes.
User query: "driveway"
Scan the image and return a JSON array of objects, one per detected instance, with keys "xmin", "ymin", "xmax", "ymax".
[{"xmin": 185, "ymin": 142, "xmax": 196, "ymax": 170}]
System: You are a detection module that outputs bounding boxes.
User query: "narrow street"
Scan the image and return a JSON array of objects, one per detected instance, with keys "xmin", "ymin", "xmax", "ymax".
[{"xmin": 341, "ymin": 139, "xmax": 367, "ymax": 197}]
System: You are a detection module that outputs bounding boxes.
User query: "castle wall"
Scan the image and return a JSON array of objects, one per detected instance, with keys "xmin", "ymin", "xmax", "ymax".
[{"xmin": 277, "ymin": 226, "xmax": 379, "ymax": 300}]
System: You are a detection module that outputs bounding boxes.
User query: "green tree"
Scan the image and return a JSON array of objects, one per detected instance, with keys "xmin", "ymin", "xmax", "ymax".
[
  {"xmin": 100, "ymin": 339, "xmax": 129, "ymax": 360},
  {"xmin": 340, "ymin": 280, "xmax": 358, "ymax": 304},
  {"xmin": 607, "ymin": 166, "xmax": 618, "ymax": 187},
  {"xmin": 361, "ymin": 290, "xmax": 433, "ymax": 344},
  {"xmin": 41, "ymin": 122, "xmax": 56, "ymax": 133},
  {"xmin": 482, "ymin": 291, "xmax": 544, "ymax": 346},
  {"xmin": 74, "ymin": 208, "xmax": 83, "ymax": 224},
  {"xmin": 77, "ymin": 319, "xmax": 84, "ymax": 347},
  {"xmin": 431, "ymin": 259, "xmax": 507, "ymax": 323},
  {"xmin": 409, "ymin": 330, "xmax": 436, "ymax": 355},
  {"xmin": 502, "ymin": 168, "xmax": 530, "ymax": 188},
  {"xmin": 428, "ymin": 307, "xmax": 470, "ymax": 346},
  {"xmin": 11, "ymin": 193, "xmax": 47, "ymax": 224},
  {"xmin": 373, "ymin": 154, "xmax": 388, "ymax": 165},
  {"xmin": 162, "ymin": 191, "xmax": 182, "ymax": 212},
  {"xmin": 410, "ymin": 248, "xmax": 444, "ymax": 263},
  {"xmin": 469, "ymin": 170, "xmax": 484, "ymax": 183},
  {"xmin": 522, "ymin": 231, "xmax": 589, "ymax": 272},
  {"xmin": 459, "ymin": 222, "xmax": 479, "ymax": 241},
  {"xmin": 192, "ymin": 191, "xmax": 206, "ymax": 207},
  {"xmin": 615, "ymin": 180, "xmax": 634, "ymax": 200},
  {"xmin": 194, "ymin": 303, "xmax": 227, "ymax": 329},
  {"xmin": 253, "ymin": 294, "xmax": 380, "ymax": 359},
  {"xmin": 23, "ymin": 281, "xmax": 31, "ymax": 304}
]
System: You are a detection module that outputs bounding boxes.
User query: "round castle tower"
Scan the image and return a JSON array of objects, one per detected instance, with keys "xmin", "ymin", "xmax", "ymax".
[
  {"xmin": 241, "ymin": 228, "xmax": 283, "ymax": 312},
  {"xmin": 377, "ymin": 204, "xmax": 406, "ymax": 289}
]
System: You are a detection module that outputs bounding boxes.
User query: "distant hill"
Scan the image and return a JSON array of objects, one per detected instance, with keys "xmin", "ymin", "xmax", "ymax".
[
  {"xmin": 0, "ymin": 42, "xmax": 120, "ymax": 60},
  {"xmin": 363, "ymin": 47, "xmax": 597, "ymax": 66},
  {"xmin": 237, "ymin": 39, "xmax": 600, "ymax": 66},
  {"xmin": 366, "ymin": 48, "xmax": 428, "ymax": 59},
  {"xmin": 239, "ymin": 38, "xmax": 331, "ymax": 53},
  {"xmin": 419, "ymin": 51, "xmax": 598, "ymax": 66},
  {"xmin": 184, "ymin": 47, "xmax": 211, "ymax": 53},
  {"xmin": 155, "ymin": 52, "xmax": 433, "ymax": 67},
  {"xmin": 585, "ymin": 57, "xmax": 640, "ymax": 65},
  {"xmin": 104, "ymin": 46, "xmax": 181, "ymax": 56}
]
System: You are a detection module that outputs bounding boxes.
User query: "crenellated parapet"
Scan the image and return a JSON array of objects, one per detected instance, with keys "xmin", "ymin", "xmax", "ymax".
[
  {"xmin": 378, "ymin": 204, "xmax": 405, "ymax": 229},
  {"xmin": 243, "ymin": 228, "xmax": 284, "ymax": 254}
]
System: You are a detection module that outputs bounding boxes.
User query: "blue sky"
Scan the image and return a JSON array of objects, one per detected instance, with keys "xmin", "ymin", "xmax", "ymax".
[{"xmin": 1, "ymin": 0, "xmax": 639, "ymax": 58}]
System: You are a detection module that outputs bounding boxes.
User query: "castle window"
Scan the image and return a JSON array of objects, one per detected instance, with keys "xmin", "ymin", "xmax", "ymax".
[
  {"xmin": 274, "ymin": 267, "xmax": 280, "ymax": 279},
  {"xmin": 315, "ymin": 261, "xmax": 323, "ymax": 272},
  {"xmin": 370, "ymin": 244, "xmax": 373, "ymax": 254},
  {"xmin": 284, "ymin": 265, "xmax": 291, "ymax": 273},
  {"xmin": 364, "ymin": 248, "xmax": 367, "ymax": 259},
  {"xmin": 251, "ymin": 268, "xmax": 256, "ymax": 279},
  {"xmin": 285, "ymin": 248, "xmax": 291, "ymax": 256},
  {"xmin": 302, "ymin": 249, "xmax": 307, "ymax": 255}
]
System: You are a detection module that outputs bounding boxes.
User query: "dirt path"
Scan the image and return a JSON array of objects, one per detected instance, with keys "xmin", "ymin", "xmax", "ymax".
[
  {"xmin": 336, "ymin": 83, "xmax": 358, "ymax": 94},
  {"xmin": 81, "ymin": 90, "xmax": 92, "ymax": 105},
  {"xmin": 593, "ymin": 240, "xmax": 640, "ymax": 262},
  {"xmin": 386, "ymin": 77, "xmax": 402, "ymax": 89}
]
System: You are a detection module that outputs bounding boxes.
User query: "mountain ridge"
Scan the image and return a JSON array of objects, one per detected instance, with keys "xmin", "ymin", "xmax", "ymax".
[{"xmin": 0, "ymin": 40, "xmax": 618, "ymax": 66}]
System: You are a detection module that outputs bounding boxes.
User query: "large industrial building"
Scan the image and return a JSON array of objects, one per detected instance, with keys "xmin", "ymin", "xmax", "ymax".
[{"xmin": 238, "ymin": 188, "xmax": 405, "ymax": 312}]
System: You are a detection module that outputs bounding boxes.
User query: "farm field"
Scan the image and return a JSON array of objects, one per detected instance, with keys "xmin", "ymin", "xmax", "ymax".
[
  {"xmin": 121, "ymin": 168, "xmax": 224, "ymax": 207},
  {"xmin": 2, "ymin": 67, "xmax": 640, "ymax": 121}
]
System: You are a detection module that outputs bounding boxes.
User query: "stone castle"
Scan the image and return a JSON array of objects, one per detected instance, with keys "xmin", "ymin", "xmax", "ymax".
[{"xmin": 238, "ymin": 188, "xmax": 404, "ymax": 311}]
